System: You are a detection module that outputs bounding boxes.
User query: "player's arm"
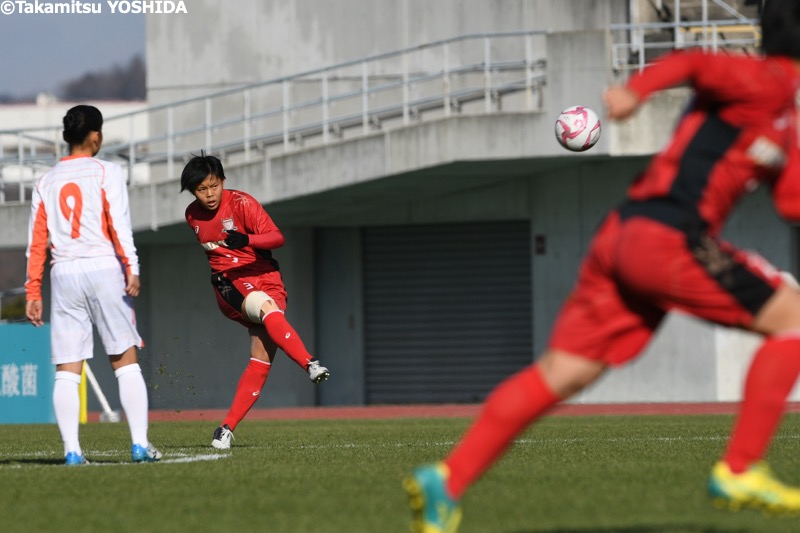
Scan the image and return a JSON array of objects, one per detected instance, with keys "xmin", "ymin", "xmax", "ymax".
[
  {"xmin": 604, "ymin": 50, "xmax": 736, "ymax": 120},
  {"xmin": 223, "ymin": 195, "xmax": 285, "ymax": 250},
  {"xmin": 772, "ymin": 145, "xmax": 800, "ymax": 222},
  {"xmin": 24, "ymin": 185, "xmax": 48, "ymax": 326},
  {"xmin": 102, "ymin": 164, "xmax": 141, "ymax": 295}
]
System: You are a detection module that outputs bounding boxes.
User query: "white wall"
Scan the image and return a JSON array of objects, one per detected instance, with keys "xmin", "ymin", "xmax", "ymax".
[{"xmin": 146, "ymin": 0, "xmax": 627, "ymax": 103}]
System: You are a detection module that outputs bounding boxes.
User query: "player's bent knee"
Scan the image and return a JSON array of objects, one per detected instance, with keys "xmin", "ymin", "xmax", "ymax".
[{"xmin": 243, "ymin": 291, "xmax": 275, "ymax": 323}]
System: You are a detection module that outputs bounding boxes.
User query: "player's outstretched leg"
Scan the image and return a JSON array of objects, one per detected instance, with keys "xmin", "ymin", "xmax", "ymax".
[
  {"xmin": 709, "ymin": 461, "xmax": 800, "ymax": 514},
  {"xmin": 403, "ymin": 463, "xmax": 462, "ymax": 533},
  {"xmin": 403, "ymin": 360, "xmax": 573, "ymax": 532},
  {"xmin": 262, "ymin": 310, "xmax": 330, "ymax": 383}
]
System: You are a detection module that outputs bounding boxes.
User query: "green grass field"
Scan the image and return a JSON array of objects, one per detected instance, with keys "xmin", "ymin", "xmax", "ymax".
[{"xmin": 3, "ymin": 414, "xmax": 800, "ymax": 533}]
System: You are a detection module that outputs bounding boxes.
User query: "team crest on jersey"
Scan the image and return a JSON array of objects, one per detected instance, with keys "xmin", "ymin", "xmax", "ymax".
[{"xmin": 222, "ymin": 218, "xmax": 238, "ymax": 232}]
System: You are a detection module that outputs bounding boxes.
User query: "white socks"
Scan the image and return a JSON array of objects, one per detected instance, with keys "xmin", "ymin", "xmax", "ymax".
[
  {"xmin": 54, "ymin": 364, "xmax": 151, "ymax": 456},
  {"xmin": 53, "ymin": 371, "xmax": 82, "ymax": 456},
  {"xmin": 115, "ymin": 363, "xmax": 150, "ymax": 446}
]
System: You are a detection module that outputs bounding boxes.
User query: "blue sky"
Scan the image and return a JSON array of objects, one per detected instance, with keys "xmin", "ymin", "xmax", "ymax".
[{"xmin": 0, "ymin": 9, "xmax": 145, "ymax": 97}]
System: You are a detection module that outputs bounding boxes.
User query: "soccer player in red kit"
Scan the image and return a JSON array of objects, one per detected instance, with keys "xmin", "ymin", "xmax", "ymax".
[
  {"xmin": 405, "ymin": 1, "xmax": 800, "ymax": 530},
  {"xmin": 181, "ymin": 153, "xmax": 330, "ymax": 450}
]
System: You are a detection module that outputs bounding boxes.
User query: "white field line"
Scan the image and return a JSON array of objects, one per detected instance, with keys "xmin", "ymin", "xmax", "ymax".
[
  {"xmin": 0, "ymin": 450, "xmax": 230, "ymax": 469},
  {"xmin": 264, "ymin": 433, "xmax": 800, "ymax": 449},
  {"xmin": 4, "ymin": 434, "xmax": 800, "ymax": 468}
]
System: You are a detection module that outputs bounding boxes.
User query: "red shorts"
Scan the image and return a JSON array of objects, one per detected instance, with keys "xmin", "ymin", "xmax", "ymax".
[
  {"xmin": 548, "ymin": 212, "xmax": 783, "ymax": 365},
  {"xmin": 211, "ymin": 270, "xmax": 288, "ymax": 327}
]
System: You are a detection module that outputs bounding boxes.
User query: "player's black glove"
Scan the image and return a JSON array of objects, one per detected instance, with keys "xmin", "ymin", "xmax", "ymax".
[{"xmin": 224, "ymin": 230, "xmax": 249, "ymax": 249}]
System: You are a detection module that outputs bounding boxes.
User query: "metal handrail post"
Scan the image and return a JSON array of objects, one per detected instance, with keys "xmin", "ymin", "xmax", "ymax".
[
  {"xmin": 243, "ymin": 89, "xmax": 251, "ymax": 161},
  {"xmin": 402, "ymin": 51, "xmax": 410, "ymax": 125},
  {"xmin": 282, "ymin": 80, "xmax": 290, "ymax": 151},
  {"xmin": 484, "ymin": 36, "xmax": 492, "ymax": 113},
  {"xmin": 443, "ymin": 42, "xmax": 451, "ymax": 116},
  {"xmin": 128, "ymin": 115, "xmax": 136, "ymax": 184},
  {"xmin": 166, "ymin": 107, "xmax": 174, "ymax": 180},
  {"xmin": 204, "ymin": 97, "xmax": 212, "ymax": 153},
  {"xmin": 702, "ymin": 0, "xmax": 709, "ymax": 50},
  {"xmin": 525, "ymin": 34, "xmax": 534, "ymax": 111},
  {"xmin": 322, "ymin": 70, "xmax": 330, "ymax": 144},
  {"xmin": 712, "ymin": 23, "xmax": 718, "ymax": 51},
  {"xmin": 638, "ymin": 38, "xmax": 645, "ymax": 72},
  {"xmin": 54, "ymin": 128, "xmax": 61, "ymax": 159},
  {"xmin": 361, "ymin": 61, "xmax": 369, "ymax": 135},
  {"xmin": 0, "ymin": 134, "xmax": 3, "ymax": 204},
  {"xmin": 17, "ymin": 135, "xmax": 24, "ymax": 202}
]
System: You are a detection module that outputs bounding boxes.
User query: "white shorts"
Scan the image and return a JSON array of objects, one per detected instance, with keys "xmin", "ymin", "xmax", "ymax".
[{"xmin": 50, "ymin": 256, "xmax": 143, "ymax": 364}]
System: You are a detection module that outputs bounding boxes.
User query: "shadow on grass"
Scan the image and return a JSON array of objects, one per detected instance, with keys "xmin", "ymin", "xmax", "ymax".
[
  {"xmin": 0, "ymin": 457, "xmax": 133, "ymax": 466},
  {"xmin": 513, "ymin": 527, "xmax": 749, "ymax": 533},
  {"xmin": 0, "ymin": 457, "xmax": 65, "ymax": 466}
]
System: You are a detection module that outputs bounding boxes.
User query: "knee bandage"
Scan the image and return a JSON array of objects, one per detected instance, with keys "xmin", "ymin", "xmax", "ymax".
[{"xmin": 243, "ymin": 291, "xmax": 275, "ymax": 323}]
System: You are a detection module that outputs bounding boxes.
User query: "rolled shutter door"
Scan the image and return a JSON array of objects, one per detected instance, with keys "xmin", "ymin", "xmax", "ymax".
[{"xmin": 363, "ymin": 221, "xmax": 533, "ymax": 404}]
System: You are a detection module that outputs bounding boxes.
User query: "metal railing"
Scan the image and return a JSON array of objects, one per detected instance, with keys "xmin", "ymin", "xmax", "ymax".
[
  {"xmin": 610, "ymin": 17, "xmax": 759, "ymax": 75},
  {"xmin": 0, "ymin": 30, "xmax": 549, "ymax": 204},
  {"xmin": 0, "ymin": 16, "xmax": 764, "ymax": 206}
]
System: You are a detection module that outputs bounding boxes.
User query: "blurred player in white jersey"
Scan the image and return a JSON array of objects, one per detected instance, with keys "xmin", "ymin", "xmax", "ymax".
[{"xmin": 25, "ymin": 105, "xmax": 161, "ymax": 465}]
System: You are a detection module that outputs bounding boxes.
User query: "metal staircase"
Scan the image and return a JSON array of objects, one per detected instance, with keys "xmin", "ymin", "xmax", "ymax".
[{"xmin": 611, "ymin": 0, "xmax": 759, "ymax": 74}]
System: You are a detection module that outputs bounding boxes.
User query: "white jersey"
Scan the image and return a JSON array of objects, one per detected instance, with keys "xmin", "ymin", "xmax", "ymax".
[{"xmin": 25, "ymin": 155, "xmax": 139, "ymax": 301}]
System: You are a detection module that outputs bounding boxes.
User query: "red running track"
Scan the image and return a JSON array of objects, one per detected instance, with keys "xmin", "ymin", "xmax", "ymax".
[{"xmin": 87, "ymin": 402, "xmax": 800, "ymax": 423}]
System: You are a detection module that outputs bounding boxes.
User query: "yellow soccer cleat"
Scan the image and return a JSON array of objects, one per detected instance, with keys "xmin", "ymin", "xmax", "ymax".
[
  {"xmin": 708, "ymin": 461, "xmax": 800, "ymax": 515},
  {"xmin": 403, "ymin": 463, "xmax": 463, "ymax": 533}
]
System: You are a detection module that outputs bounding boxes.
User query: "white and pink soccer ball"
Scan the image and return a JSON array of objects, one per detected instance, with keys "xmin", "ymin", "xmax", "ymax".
[{"xmin": 554, "ymin": 105, "xmax": 601, "ymax": 152}]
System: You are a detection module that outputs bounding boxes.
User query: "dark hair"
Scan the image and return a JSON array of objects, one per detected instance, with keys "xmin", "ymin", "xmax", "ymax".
[
  {"xmin": 762, "ymin": 0, "xmax": 800, "ymax": 58},
  {"xmin": 62, "ymin": 105, "xmax": 103, "ymax": 146},
  {"xmin": 180, "ymin": 151, "xmax": 227, "ymax": 192}
]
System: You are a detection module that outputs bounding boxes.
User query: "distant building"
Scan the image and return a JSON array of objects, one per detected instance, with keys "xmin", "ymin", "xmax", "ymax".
[{"xmin": 0, "ymin": 96, "xmax": 149, "ymax": 200}]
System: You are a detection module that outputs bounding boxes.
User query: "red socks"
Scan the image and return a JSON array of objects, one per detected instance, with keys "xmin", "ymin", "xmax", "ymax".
[
  {"xmin": 222, "ymin": 312, "xmax": 314, "ymax": 431},
  {"xmin": 222, "ymin": 358, "xmax": 271, "ymax": 431},
  {"xmin": 262, "ymin": 310, "xmax": 314, "ymax": 369},
  {"xmin": 723, "ymin": 336, "xmax": 800, "ymax": 473},
  {"xmin": 444, "ymin": 365, "xmax": 561, "ymax": 499}
]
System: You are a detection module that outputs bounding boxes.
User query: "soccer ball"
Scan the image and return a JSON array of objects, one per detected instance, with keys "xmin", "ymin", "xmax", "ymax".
[{"xmin": 554, "ymin": 105, "xmax": 601, "ymax": 152}]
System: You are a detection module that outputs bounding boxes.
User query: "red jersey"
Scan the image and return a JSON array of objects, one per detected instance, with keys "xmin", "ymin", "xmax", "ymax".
[
  {"xmin": 621, "ymin": 51, "xmax": 800, "ymax": 235},
  {"xmin": 185, "ymin": 189, "xmax": 282, "ymax": 276}
]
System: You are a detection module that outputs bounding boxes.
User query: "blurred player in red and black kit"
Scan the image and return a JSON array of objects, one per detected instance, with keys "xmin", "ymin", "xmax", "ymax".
[
  {"xmin": 405, "ymin": 1, "xmax": 800, "ymax": 530},
  {"xmin": 181, "ymin": 153, "xmax": 330, "ymax": 450}
]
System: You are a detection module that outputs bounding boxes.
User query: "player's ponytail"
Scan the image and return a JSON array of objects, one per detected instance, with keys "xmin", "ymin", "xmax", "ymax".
[
  {"xmin": 62, "ymin": 105, "xmax": 103, "ymax": 146},
  {"xmin": 761, "ymin": 0, "xmax": 800, "ymax": 59}
]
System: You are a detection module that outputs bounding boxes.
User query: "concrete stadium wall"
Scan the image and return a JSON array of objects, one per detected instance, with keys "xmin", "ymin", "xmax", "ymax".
[
  {"xmin": 120, "ymin": 159, "xmax": 794, "ymax": 409},
  {"xmin": 145, "ymin": 0, "xmax": 627, "ymax": 104},
  {"xmin": 4, "ymin": 154, "xmax": 797, "ymax": 411},
  {"xmin": 4, "ymin": 0, "xmax": 795, "ymax": 410}
]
